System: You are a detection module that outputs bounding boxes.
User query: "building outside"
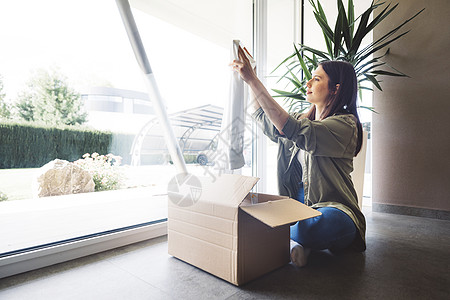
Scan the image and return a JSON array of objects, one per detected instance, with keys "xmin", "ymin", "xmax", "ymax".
[{"xmin": 81, "ymin": 86, "xmax": 225, "ymax": 165}]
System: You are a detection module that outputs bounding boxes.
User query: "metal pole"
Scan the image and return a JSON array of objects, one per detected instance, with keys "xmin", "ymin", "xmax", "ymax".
[{"xmin": 115, "ymin": 0, "xmax": 187, "ymax": 175}]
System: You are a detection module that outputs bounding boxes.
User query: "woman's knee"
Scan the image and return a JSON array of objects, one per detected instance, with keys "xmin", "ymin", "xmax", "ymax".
[
  {"xmin": 290, "ymin": 207, "xmax": 357, "ymax": 250},
  {"xmin": 290, "ymin": 216, "xmax": 326, "ymax": 248}
]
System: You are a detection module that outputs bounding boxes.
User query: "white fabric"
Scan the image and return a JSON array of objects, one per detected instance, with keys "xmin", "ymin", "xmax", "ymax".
[
  {"xmin": 297, "ymin": 149, "xmax": 305, "ymax": 167},
  {"xmin": 217, "ymin": 40, "xmax": 255, "ymax": 171}
]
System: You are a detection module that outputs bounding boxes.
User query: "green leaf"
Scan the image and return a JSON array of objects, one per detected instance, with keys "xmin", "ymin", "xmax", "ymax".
[
  {"xmin": 361, "ymin": 7, "xmax": 425, "ymax": 57},
  {"xmin": 300, "ymin": 45, "xmax": 331, "ymax": 60},
  {"xmin": 358, "ymin": 77, "xmax": 372, "ymax": 84},
  {"xmin": 308, "ymin": 0, "xmax": 319, "ymax": 14},
  {"xmin": 359, "ymin": 62, "xmax": 386, "ymax": 75},
  {"xmin": 272, "ymin": 89, "xmax": 306, "ymax": 100},
  {"xmin": 334, "ymin": 4, "xmax": 344, "ymax": 57},
  {"xmin": 313, "ymin": 12, "xmax": 335, "ymax": 44},
  {"xmin": 288, "ymin": 70, "xmax": 303, "ymax": 87},
  {"xmin": 304, "ymin": 53, "xmax": 320, "ymax": 69},
  {"xmin": 364, "ymin": 73, "xmax": 382, "ymax": 91},
  {"xmin": 338, "ymin": 0, "xmax": 352, "ymax": 51},
  {"xmin": 285, "ymin": 76, "xmax": 302, "ymax": 89},
  {"xmin": 324, "ymin": 34, "xmax": 333, "ymax": 57},
  {"xmin": 359, "ymin": 105, "xmax": 378, "ymax": 113},
  {"xmin": 294, "ymin": 44, "xmax": 312, "ymax": 79},
  {"xmin": 348, "ymin": 3, "xmax": 373, "ymax": 56},
  {"xmin": 347, "ymin": 0, "xmax": 355, "ymax": 37},
  {"xmin": 316, "ymin": 0, "xmax": 328, "ymax": 23},
  {"xmin": 371, "ymin": 69, "xmax": 408, "ymax": 77},
  {"xmin": 366, "ymin": 3, "xmax": 397, "ymax": 33},
  {"xmin": 354, "ymin": 48, "xmax": 389, "ymax": 70},
  {"xmin": 314, "ymin": 0, "xmax": 334, "ymax": 56},
  {"xmin": 358, "ymin": 86, "xmax": 374, "ymax": 92},
  {"xmin": 276, "ymin": 60, "xmax": 299, "ymax": 77},
  {"xmin": 271, "ymin": 51, "xmax": 296, "ymax": 74},
  {"xmin": 357, "ymin": 30, "xmax": 410, "ymax": 62}
]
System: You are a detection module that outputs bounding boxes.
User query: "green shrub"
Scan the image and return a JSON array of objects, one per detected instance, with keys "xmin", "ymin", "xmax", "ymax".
[
  {"xmin": 74, "ymin": 152, "xmax": 124, "ymax": 192},
  {"xmin": 0, "ymin": 120, "xmax": 111, "ymax": 168},
  {"xmin": 0, "ymin": 191, "xmax": 8, "ymax": 202}
]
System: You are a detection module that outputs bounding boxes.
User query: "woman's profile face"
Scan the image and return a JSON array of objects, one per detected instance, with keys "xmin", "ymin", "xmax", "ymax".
[{"xmin": 306, "ymin": 65, "xmax": 331, "ymax": 106}]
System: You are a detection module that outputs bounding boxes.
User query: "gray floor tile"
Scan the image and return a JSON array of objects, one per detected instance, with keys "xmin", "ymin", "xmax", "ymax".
[
  {"xmin": 0, "ymin": 257, "xmax": 169, "ymax": 300},
  {"xmin": 1, "ymin": 209, "xmax": 449, "ymax": 300},
  {"xmin": 107, "ymin": 237, "xmax": 240, "ymax": 299}
]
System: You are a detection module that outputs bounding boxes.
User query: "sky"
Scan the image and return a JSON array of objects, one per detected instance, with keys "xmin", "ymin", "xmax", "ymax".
[
  {"xmin": 0, "ymin": 0, "xmax": 230, "ymax": 113},
  {"xmin": 0, "ymin": 0, "xmax": 372, "ymax": 123}
]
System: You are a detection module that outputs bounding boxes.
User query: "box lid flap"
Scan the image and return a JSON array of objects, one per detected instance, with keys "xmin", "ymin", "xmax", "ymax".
[
  {"xmin": 196, "ymin": 174, "xmax": 259, "ymax": 208},
  {"xmin": 240, "ymin": 198, "xmax": 321, "ymax": 227}
]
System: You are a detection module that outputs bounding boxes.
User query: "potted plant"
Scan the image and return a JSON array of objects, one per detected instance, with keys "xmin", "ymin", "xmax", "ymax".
[{"xmin": 272, "ymin": 0, "xmax": 424, "ymax": 113}]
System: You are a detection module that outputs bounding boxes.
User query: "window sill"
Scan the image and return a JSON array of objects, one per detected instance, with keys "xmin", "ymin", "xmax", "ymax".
[{"xmin": 0, "ymin": 187, "xmax": 168, "ymax": 279}]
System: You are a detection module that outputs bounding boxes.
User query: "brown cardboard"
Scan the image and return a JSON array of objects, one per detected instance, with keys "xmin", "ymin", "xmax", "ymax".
[{"xmin": 168, "ymin": 174, "xmax": 321, "ymax": 286}]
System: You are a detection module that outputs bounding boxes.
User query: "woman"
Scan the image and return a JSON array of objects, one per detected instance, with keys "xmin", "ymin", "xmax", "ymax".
[{"xmin": 231, "ymin": 46, "xmax": 366, "ymax": 267}]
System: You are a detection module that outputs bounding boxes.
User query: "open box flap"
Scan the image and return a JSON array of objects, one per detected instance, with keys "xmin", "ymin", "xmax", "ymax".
[
  {"xmin": 196, "ymin": 174, "xmax": 259, "ymax": 208},
  {"xmin": 240, "ymin": 198, "xmax": 322, "ymax": 227}
]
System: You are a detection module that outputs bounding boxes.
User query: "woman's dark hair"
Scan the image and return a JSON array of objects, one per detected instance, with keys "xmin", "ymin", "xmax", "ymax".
[{"xmin": 303, "ymin": 60, "xmax": 363, "ymax": 156}]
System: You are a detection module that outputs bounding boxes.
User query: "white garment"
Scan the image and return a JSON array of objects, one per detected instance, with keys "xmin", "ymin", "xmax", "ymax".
[
  {"xmin": 217, "ymin": 40, "xmax": 255, "ymax": 171},
  {"xmin": 297, "ymin": 148, "xmax": 305, "ymax": 167}
]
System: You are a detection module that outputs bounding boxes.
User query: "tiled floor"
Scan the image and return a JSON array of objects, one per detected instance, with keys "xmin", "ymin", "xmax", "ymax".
[{"xmin": 1, "ymin": 208, "xmax": 449, "ymax": 300}]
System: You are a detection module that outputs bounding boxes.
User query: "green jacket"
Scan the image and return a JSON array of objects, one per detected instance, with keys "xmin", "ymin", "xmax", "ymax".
[{"xmin": 252, "ymin": 107, "xmax": 366, "ymax": 251}]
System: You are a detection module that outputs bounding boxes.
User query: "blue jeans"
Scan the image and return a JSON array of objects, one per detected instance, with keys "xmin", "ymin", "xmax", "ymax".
[{"xmin": 290, "ymin": 184, "xmax": 356, "ymax": 251}]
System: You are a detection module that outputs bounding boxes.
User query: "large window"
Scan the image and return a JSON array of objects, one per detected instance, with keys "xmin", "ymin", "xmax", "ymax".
[{"xmin": 0, "ymin": 0, "xmax": 253, "ymax": 270}]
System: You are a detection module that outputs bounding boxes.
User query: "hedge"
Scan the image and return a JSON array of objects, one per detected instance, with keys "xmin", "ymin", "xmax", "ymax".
[{"xmin": 0, "ymin": 121, "xmax": 134, "ymax": 169}]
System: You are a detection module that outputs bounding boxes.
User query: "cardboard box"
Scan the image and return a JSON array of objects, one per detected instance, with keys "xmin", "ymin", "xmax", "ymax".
[{"xmin": 168, "ymin": 174, "xmax": 321, "ymax": 286}]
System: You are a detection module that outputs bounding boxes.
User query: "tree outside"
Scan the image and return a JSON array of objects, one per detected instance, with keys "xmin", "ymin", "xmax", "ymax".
[
  {"xmin": 15, "ymin": 68, "xmax": 88, "ymax": 126},
  {"xmin": 0, "ymin": 75, "xmax": 12, "ymax": 119}
]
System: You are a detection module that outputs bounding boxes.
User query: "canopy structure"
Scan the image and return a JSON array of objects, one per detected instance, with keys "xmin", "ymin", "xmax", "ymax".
[{"xmin": 130, "ymin": 105, "xmax": 224, "ymax": 166}]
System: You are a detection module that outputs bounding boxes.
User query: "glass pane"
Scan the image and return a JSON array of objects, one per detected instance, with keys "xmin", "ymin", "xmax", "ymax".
[
  {"xmin": 132, "ymin": 0, "xmax": 253, "ymax": 179},
  {"xmin": 0, "ymin": 0, "xmax": 253, "ymax": 255},
  {"xmin": 265, "ymin": 0, "xmax": 298, "ymax": 195}
]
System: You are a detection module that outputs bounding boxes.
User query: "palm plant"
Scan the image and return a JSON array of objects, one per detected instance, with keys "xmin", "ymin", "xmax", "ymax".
[{"xmin": 272, "ymin": 0, "xmax": 424, "ymax": 113}]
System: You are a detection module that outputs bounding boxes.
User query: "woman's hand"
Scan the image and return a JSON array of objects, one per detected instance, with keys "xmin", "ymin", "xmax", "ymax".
[
  {"xmin": 230, "ymin": 46, "xmax": 257, "ymax": 84},
  {"xmin": 230, "ymin": 45, "xmax": 289, "ymax": 133}
]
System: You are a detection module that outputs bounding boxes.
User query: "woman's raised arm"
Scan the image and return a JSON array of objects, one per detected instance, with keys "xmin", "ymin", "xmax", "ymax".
[{"xmin": 231, "ymin": 46, "xmax": 289, "ymax": 134}]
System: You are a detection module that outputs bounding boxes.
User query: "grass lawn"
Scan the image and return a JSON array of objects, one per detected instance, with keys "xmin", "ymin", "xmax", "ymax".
[
  {"xmin": 0, "ymin": 164, "xmax": 221, "ymax": 202},
  {"xmin": 0, "ymin": 165, "xmax": 170, "ymax": 202},
  {"xmin": 0, "ymin": 168, "xmax": 36, "ymax": 201}
]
